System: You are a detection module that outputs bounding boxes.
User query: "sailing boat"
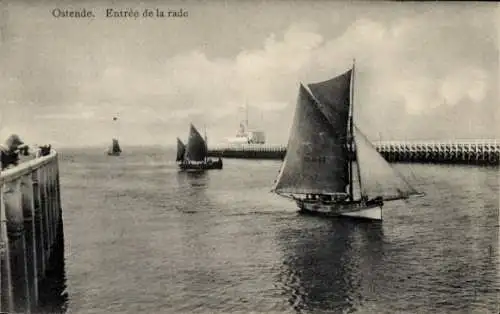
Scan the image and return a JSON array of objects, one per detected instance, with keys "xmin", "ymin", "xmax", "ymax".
[
  {"xmin": 107, "ymin": 138, "xmax": 121, "ymax": 156},
  {"xmin": 178, "ymin": 123, "xmax": 223, "ymax": 171},
  {"xmin": 107, "ymin": 116, "xmax": 122, "ymax": 156},
  {"xmin": 271, "ymin": 62, "xmax": 423, "ymax": 221}
]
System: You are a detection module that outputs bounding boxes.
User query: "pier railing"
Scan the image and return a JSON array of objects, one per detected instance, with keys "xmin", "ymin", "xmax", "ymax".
[
  {"xmin": 0, "ymin": 149, "xmax": 63, "ymax": 313},
  {"xmin": 207, "ymin": 139, "xmax": 500, "ymax": 165}
]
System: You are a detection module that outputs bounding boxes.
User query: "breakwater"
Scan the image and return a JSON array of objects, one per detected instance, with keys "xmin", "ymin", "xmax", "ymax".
[
  {"xmin": 208, "ymin": 139, "xmax": 500, "ymax": 165},
  {"xmin": 0, "ymin": 149, "xmax": 64, "ymax": 313}
]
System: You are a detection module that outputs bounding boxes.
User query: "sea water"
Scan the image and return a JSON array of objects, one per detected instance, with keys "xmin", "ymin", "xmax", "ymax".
[{"xmin": 39, "ymin": 146, "xmax": 499, "ymax": 313}]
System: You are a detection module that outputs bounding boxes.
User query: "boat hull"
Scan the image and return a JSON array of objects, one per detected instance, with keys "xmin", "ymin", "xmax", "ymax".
[
  {"xmin": 178, "ymin": 159, "xmax": 223, "ymax": 171},
  {"xmin": 297, "ymin": 199, "xmax": 383, "ymax": 221}
]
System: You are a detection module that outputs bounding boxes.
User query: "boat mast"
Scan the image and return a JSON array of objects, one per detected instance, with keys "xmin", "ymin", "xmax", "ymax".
[{"xmin": 348, "ymin": 59, "xmax": 355, "ymax": 200}]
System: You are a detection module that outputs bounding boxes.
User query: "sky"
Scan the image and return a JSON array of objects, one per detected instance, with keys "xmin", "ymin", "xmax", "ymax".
[{"xmin": 0, "ymin": 1, "xmax": 498, "ymax": 147}]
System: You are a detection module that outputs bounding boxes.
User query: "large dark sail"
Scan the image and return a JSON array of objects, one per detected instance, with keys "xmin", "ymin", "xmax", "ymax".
[
  {"xmin": 185, "ymin": 124, "xmax": 207, "ymax": 162},
  {"xmin": 308, "ymin": 69, "xmax": 352, "ymax": 195},
  {"xmin": 272, "ymin": 83, "xmax": 350, "ymax": 195},
  {"xmin": 176, "ymin": 138, "xmax": 186, "ymax": 161}
]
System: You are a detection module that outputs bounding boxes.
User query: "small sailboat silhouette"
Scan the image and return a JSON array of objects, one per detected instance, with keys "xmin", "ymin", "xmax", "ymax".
[
  {"xmin": 107, "ymin": 116, "xmax": 122, "ymax": 156},
  {"xmin": 177, "ymin": 124, "xmax": 222, "ymax": 171},
  {"xmin": 107, "ymin": 138, "xmax": 121, "ymax": 156}
]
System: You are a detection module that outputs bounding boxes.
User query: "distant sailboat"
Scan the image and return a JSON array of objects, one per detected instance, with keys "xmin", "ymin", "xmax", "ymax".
[
  {"xmin": 107, "ymin": 116, "xmax": 121, "ymax": 156},
  {"xmin": 178, "ymin": 124, "xmax": 223, "ymax": 171},
  {"xmin": 107, "ymin": 138, "xmax": 121, "ymax": 156},
  {"xmin": 271, "ymin": 61, "xmax": 423, "ymax": 221}
]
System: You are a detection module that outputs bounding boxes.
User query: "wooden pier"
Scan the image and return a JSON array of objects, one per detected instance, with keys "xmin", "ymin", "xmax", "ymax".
[
  {"xmin": 0, "ymin": 149, "xmax": 63, "ymax": 313},
  {"xmin": 208, "ymin": 139, "xmax": 500, "ymax": 165}
]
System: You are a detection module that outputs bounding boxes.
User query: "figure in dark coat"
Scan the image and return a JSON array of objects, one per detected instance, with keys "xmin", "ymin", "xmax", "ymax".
[{"xmin": 0, "ymin": 134, "xmax": 27, "ymax": 169}]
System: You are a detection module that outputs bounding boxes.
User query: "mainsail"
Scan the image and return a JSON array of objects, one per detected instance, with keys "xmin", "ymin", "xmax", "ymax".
[
  {"xmin": 176, "ymin": 138, "xmax": 186, "ymax": 161},
  {"xmin": 354, "ymin": 125, "xmax": 419, "ymax": 201},
  {"xmin": 185, "ymin": 124, "xmax": 207, "ymax": 162},
  {"xmin": 272, "ymin": 83, "xmax": 350, "ymax": 195},
  {"xmin": 308, "ymin": 69, "xmax": 353, "ymax": 195}
]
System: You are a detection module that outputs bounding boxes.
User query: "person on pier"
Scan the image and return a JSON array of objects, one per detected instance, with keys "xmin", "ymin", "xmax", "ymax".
[
  {"xmin": 38, "ymin": 144, "xmax": 51, "ymax": 156},
  {"xmin": 0, "ymin": 134, "xmax": 28, "ymax": 169}
]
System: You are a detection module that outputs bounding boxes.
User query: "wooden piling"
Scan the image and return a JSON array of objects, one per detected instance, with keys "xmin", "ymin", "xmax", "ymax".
[
  {"xmin": 22, "ymin": 173, "xmax": 38, "ymax": 310},
  {"xmin": 4, "ymin": 178, "xmax": 31, "ymax": 312},
  {"xmin": 32, "ymin": 169, "xmax": 46, "ymax": 283},
  {"xmin": 0, "ymin": 183, "xmax": 14, "ymax": 313}
]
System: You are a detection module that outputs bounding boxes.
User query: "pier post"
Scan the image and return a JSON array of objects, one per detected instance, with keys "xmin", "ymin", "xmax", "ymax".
[
  {"xmin": 3, "ymin": 178, "xmax": 31, "ymax": 313},
  {"xmin": 32, "ymin": 169, "xmax": 46, "ymax": 282},
  {"xmin": 50, "ymin": 163, "xmax": 58, "ymax": 247},
  {"xmin": 0, "ymin": 183, "xmax": 14, "ymax": 313},
  {"xmin": 44, "ymin": 166, "xmax": 52, "ymax": 254},
  {"xmin": 21, "ymin": 173, "xmax": 38, "ymax": 309},
  {"xmin": 54, "ymin": 159, "xmax": 62, "ymax": 229},
  {"xmin": 40, "ymin": 168, "xmax": 51, "ymax": 263}
]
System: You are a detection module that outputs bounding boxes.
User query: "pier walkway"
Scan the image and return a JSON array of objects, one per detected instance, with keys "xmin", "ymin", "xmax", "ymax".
[
  {"xmin": 0, "ymin": 149, "xmax": 63, "ymax": 313},
  {"xmin": 208, "ymin": 139, "xmax": 500, "ymax": 165}
]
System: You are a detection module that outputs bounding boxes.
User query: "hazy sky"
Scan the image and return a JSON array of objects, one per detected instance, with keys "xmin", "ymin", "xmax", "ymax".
[{"xmin": 0, "ymin": 1, "xmax": 498, "ymax": 147}]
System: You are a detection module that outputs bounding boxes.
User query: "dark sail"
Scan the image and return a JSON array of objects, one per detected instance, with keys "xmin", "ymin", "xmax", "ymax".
[
  {"xmin": 307, "ymin": 69, "xmax": 352, "ymax": 142},
  {"xmin": 272, "ymin": 84, "xmax": 349, "ymax": 195},
  {"xmin": 176, "ymin": 138, "xmax": 186, "ymax": 161},
  {"xmin": 111, "ymin": 138, "xmax": 121, "ymax": 153},
  {"xmin": 354, "ymin": 126, "xmax": 419, "ymax": 201},
  {"xmin": 185, "ymin": 124, "xmax": 207, "ymax": 162},
  {"xmin": 308, "ymin": 69, "xmax": 352, "ymax": 192}
]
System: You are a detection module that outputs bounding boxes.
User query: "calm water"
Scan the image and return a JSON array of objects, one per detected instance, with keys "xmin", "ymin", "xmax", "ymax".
[{"xmin": 43, "ymin": 147, "xmax": 499, "ymax": 313}]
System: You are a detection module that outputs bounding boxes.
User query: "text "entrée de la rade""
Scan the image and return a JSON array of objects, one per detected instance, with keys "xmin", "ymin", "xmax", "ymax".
[{"xmin": 106, "ymin": 8, "xmax": 188, "ymax": 18}]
